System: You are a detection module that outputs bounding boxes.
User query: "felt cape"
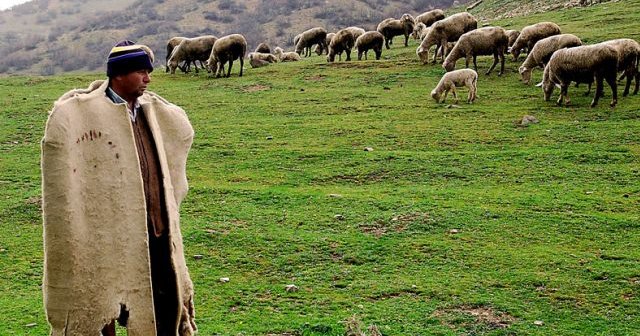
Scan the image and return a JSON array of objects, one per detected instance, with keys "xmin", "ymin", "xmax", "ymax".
[{"xmin": 41, "ymin": 79, "xmax": 196, "ymax": 335}]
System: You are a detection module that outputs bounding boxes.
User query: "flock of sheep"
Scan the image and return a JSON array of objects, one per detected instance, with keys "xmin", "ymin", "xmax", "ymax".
[{"xmin": 164, "ymin": 8, "xmax": 639, "ymax": 108}]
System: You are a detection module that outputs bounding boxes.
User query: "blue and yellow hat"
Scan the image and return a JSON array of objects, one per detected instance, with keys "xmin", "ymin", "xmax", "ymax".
[{"xmin": 106, "ymin": 40, "xmax": 155, "ymax": 77}]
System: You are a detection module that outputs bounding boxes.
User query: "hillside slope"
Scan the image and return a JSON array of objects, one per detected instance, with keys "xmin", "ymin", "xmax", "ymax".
[{"xmin": 0, "ymin": 0, "xmax": 463, "ymax": 75}]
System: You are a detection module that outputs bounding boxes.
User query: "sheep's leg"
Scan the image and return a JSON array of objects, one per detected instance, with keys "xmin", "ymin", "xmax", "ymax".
[
  {"xmin": 404, "ymin": 33, "xmax": 409, "ymax": 47},
  {"xmin": 239, "ymin": 56, "xmax": 244, "ymax": 77},
  {"xmin": 591, "ymin": 74, "xmax": 604, "ymax": 107},
  {"xmin": 375, "ymin": 48, "xmax": 381, "ymax": 60},
  {"xmin": 385, "ymin": 37, "xmax": 390, "ymax": 50},
  {"xmin": 556, "ymin": 84, "xmax": 568, "ymax": 106},
  {"xmin": 358, "ymin": 51, "xmax": 363, "ymax": 61},
  {"xmin": 346, "ymin": 49, "xmax": 351, "ymax": 61},
  {"xmin": 365, "ymin": 50, "xmax": 368, "ymax": 60},
  {"xmin": 226, "ymin": 60, "xmax": 233, "ymax": 78},
  {"xmin": 432, "ymin": 43, "xmax": 440, "ymax": 64},
  {"xmin": 473, "ymin": 55, "xmax": 479, "ymax": 73},
  {"xmin": 440, "ymin": 43, "xmax": 448, "ymax": 64},
  {"xmin": 451, "ymin": 87, "xmax": 459, "ymax": 104},
  {"xmin": 498, "ymin": 52, "xmax": 505, "ymax": 76},
  {"xmin": 622, "ymin": 69, "xmax": 632, "ymax": 96},
  {"xmin": 465, "ymin": 55, "xmax": 471, "ymax": 69},
  {"xmin": 441, "ymin": 89, "xmax": 449, "ymax": 103},
  {"xmin": 634, "ymin": 71, "xmax": 639, "ymax": 95},
  {"xmin": 604, "ymin": 73, "xmax": 618, "ymax": 107}
]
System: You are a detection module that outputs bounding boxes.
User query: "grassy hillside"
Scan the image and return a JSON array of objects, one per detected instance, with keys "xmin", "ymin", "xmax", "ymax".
[{"xmin": 1, "ymin": 1, "xmax": 639, "ymax": 335}]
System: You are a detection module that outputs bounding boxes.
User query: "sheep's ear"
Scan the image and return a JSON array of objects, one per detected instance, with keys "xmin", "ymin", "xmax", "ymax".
[
  {"xmin": 535, "ymin": 82, "xmax": 544, "ymax": 87},
  {"xmin": 140, "ymin": 45, "xmax": 155, "ymax": 62},
  {"xmin": 555, "ymin": 84, "xmax": 561, "ymax": 89}
]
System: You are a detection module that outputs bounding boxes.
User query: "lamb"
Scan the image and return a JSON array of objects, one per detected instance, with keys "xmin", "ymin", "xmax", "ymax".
[
  {"xmin": 207, "ymin": 34, "xmax": 247, "ymax": 78},
  {"xmin": 431, "ymin": 68, "xmax": 478, "ymax": 104},
  {"xmin": 295, "ymin": 27, "xmax": 328, "ymax": 57},
  {"xmin": 601, "ymin": 38, "xmax": 640, "ymax": 96},
  {"xmin": 254, "ymin": 42, "xmax": 271, "ymax": 54},
  {"xmin": 274, "ymin": 47, "xmax": 301, "ymax": 62},
  {"xmin": 327, "ymin": 28, "xmax": 356, "ymax": 62},
  {"xmin": 167, "ymin": 35, "xmax": 218, "ymax": 74},
  {"xmin": 418, "ymin": 12, "xmax": 478, "ymax": 64},
  {"xmin": 355, "ymin": 31, "xmax": 384, "ymax": 60},
  {"xmin": 376, "ymin": 14, "xmax": 416, "ymax": 49},
  {"xmin": 518, "ymin": 33, "xmax": 582, "ymax": 85},
  {"xmin": 442, "ymin": 26, "xmax": 509, "ymax": 76},
  {"xmin": 415, "ymin": 9, "xmax": 445, "ymax": 27},
  {"xmin": 542, "ymin": 43, "xmax": 618, "ymax": 107},
  {"xmin": 315, "ymin": 33, "xmax": 335, "ymax": 55},
  {"xmin": 510, "ymin": 22, "xmax": 561, "ymax": 61},
  {"xmin": 248, "ymin": 52, "xmax": 277, "ymax": 68}
]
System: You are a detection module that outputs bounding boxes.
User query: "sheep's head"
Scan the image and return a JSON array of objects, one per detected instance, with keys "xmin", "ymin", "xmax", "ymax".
[
  {"xmin": 416, "ymin": 46, "xmax": 429, "ymax": 64},
  {"xmin": 511, "ymin": 47, "xmax": 522, "ymax": 61},
  {"xmin": 442, "ymin": 60, "xmax": 455, "ymax": 72},
  {"xmin": 519, "ymin": 65, "xmax": 532, "ymax": 84},
  {"xmin": 430, "ymin": 90, "xmax": 440, "ymax": 103}
]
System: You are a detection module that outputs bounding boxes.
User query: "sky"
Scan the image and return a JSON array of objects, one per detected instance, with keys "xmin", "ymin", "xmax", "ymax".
[{"xmin": 0, "ymin": 0, "xmax": 31, "ymax": 10}]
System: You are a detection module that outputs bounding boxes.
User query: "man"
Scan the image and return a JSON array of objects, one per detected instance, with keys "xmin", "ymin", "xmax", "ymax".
[{"xmin": 41, "ymin": 40, "xmax": 197, "ymax": 335}]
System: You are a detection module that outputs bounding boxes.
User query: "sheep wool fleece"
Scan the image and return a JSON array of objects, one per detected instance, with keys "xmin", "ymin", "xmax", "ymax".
[{"xmin": 41, "ymin": 79, "xmax": 196, "ymax": 335}]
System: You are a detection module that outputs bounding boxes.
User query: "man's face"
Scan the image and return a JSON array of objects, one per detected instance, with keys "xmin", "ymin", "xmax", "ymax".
[{"xmin": 112, "ymin": 69, "xmax": 151, "ymax": 100}]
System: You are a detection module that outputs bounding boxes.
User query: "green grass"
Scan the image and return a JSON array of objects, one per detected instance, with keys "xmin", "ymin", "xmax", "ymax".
[{"xmin": 1, "ymin": 2, "xmax": 639, "ymax": 335}]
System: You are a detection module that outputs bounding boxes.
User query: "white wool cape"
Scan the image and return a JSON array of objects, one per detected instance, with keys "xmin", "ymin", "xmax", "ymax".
[{"xmin": 41, "ymin": 79, "xmax": 196, "ymax": 335}]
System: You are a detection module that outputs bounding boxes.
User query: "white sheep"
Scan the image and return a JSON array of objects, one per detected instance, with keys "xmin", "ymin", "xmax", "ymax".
[
  {"xmin": 505, "ymin": 29, "xmax": 520, "ymax": 49},
  {"xmin": 418, "ymin": 12, "xmax": 478, "ymax": 64},
  {"xmin": 355, "ymin": 31, "xmax": 384, "ymax": 60},
  {"xmin": 207, "ymin": 34, "xmax": 247, "ymax": 78},
  {"xmin": 431, "ymin": 69, "xmax": 478, "ymax": 104},
  {"xmin": 542, "ymin": 43, "xmax": 618, "ymax": 107},
  {"xmin": 327, "ymin": 28, "xmax": 356, "ymax": 62},
  {"xmin": 376, "ymin": 14, "xmax": 415, "ymax": 49},
  {"xmin": 518, "ymin": 33, "xmax": 582, "ymax": 85},
  {"xmin": 167, "ymin": 35, "xmax": 217, "ymax": 74},
  {"xmin": 412, "ymin": 23, "xmax": 429, "ymax": 40},
  {"xmin": 442, "ymin": 26, "xmax": 509, "ymax": 76},
  {"xmin": 510, "ymin": 22, "xmax": 561, "ymax": 61},
  {"xmin": 295, "ymin": 27, "xmax": 328, "ymax": 57},
  {"xmin": 248, "ymin": 52, "xmax": 277, "ymax": 68},
  {"xmin": 274, "ymin": 47, "xmax": 301, "ymax": 62},
  {"xmin": 601, "ymin": 38, "xmax": 640, "ymax": 96},
  {"xmin": 415, "ymin": 9, "xmax": 445, "ymax": 27}
]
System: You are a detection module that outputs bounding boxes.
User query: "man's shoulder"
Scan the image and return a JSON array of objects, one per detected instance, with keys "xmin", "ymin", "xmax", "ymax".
[{"xmin": 53, "ymin": 80, "xmax": 108, "ymax": 111}]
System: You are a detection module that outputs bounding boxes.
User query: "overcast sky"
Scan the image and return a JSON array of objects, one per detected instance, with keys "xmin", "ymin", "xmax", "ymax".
[{"xmin": 0, "ymin": 0, "xmax": 31, "ymax": 10}]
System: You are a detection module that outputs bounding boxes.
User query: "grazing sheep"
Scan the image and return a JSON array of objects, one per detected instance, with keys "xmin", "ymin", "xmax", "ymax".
[
  {"xmin": 295, "ymin": 27, "xmax": 328, "ymax": 57},
  {"xmin": 601, "ymin": 38, "xmax": 640, "ymax": 96},
  {"xmin": 207, "ymin": 34, "xmax": 247, "ymax": 78},
  {"xmin": 505, "ymin": 29, "xmax": 520, "ymax": 48},
  {"xmin": 167, "ymin": 35, "xmax": 218, "ymax": 74},
  {"xmin": 542, "ymin": 43, "xmax": 618, "ymax": 107},
  {"xmin": 518, "ymin": 34, "xmax": 582, "ymax": 85},
  {"xmin": 355, "ymin": 31, "xmax": 384, "ymax": 60},
  {"xmin": 412, "ymin": 23, "xmax": 429, "ymax": 40},
  {"xmin": 376, "ymin": 14, "xmax": 416, "ymax": 49},
  {"xmin": 274, "ymin": 47, "xmax": 301, "ymax": 62},
  {"xmin": 510, "ymin": 22, "xmax": 561, "ymax": 61},
  {"xmin": 166, "ymin": 36, "xmax": 186, "ymax": 72},
  {"xmin": 255, "ymin": 42, "xmax": 271, "ymax": 54},
  {"xmin": 442, "ymin": 26, "xmax": 509, "ymax": 76},
  {"xmin": 431, "ymin": 68, "xmax": 478, "ymax": 104},
  {"xmin": 315, "ymin": 32, "xmax": 336, "ymax": 55},
  {"xmin": 345, "ymin": 26, "xmax": 366, "ymax": 40},
  {"xmin": 418, "ymin": 12, "xmax": 478, "ymax": 64},
  {"xmin": 248, "ymin": 52, "xmax": 277, "ymax": 68},
  {"xmin": 327, "ymin": 28, "xmax": 356, "ymax": 62},
  {"xmin": 416, "ymin": 9, "xmax": 445, "ymax": 27}
]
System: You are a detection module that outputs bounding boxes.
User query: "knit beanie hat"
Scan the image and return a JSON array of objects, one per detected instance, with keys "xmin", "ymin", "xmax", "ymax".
[{"xmin": 106, "ymin": 40, "xmax": 155, "ymax": 77}]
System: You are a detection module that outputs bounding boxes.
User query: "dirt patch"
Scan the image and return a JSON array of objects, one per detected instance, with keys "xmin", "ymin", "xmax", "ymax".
[
  {"xmin": 432, "ymin": 305, "xmax": 517, "ymax": 330},
  {"xmin": 305, "ymin": 74, "xmax": 326, "ymax": 81},
  {"xmin": 242, "ymin": 84, "xmax": 271, "ymax": 92}
]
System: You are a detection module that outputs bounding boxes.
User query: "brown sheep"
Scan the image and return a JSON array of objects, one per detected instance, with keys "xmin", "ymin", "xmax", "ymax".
[
  {"xmin": 207, "ymin": 34, "xmax": 247, "ymax": 78},
  {"xmin": 542, "ymin": 43, "xmax": 618, "ymax": 107},
  {"xmin": 416, "ymin": 9, "xmax": 445, "ymax": 27},
  {"xmin": 442, "ymin": 26, "xmax": 509, "ymax": 76},
  {"xmin": 510, "ymin": 22, "xmax": 561, "ymax": 61},
  {"xmin": 327, "ymin": 29, "xmax": 356, "ymax": 62},
  {"xmin": 315, "ymin": 32, "xmax": 336, "ymax": 55},
  {"xmin": 355, "ymin": 31, "xmax": 384, "ymax": 60},
  {"xmin": 376, "ymin": 14, "xmax": 416, "ymax": 49},
  {"xmin": 418, "ymin": 12, "xmax": 478, "ymax": 64},
  {"xmin": 255, "ymin": 42, "xmax": 271, "ymax": 54}
]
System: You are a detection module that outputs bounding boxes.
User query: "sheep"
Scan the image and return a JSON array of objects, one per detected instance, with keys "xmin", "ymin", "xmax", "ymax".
[
  {"xmin": 415, "ymin": 9, "xmax": 445, "ymax": 27},
  {"xmin": 248, "ymin": 52, "xmax": 277, "ymax": 68},
  {"xmin": 327, "ymin": 28, "xmax": 356, "ymax": 62},
  {"xmin": 165, "ymin": 36, "xmax": 186, "ymax": 72},
  {"xmin": 376, "ymin": 14, "xmax": 416, "ymax": 49},
  {"xmin": 505, "ymin": 29, "xmax": 520, "ymax": 48},
  {"xmin": 167, "ymin": 35, "xmax": 218, "ymax": 74},
  {"xmin": 601, "ymin": 38, "xmax": 640, "ymax": 96},
  {"xmin": 315, "ymin": 33, "xmax": 335, "ymax": 55},
  {"xmin": 254, "ymin": 42, "xmax": 271, "ymax": 54},
  {"xmin": 418, "ymin": 12, "xmax": 478, "ymax": 64},
  {"xmin": 355, "ymin": 31, "xmax": 384, "ymax": 60},
  {"xmin": 345, "ymin": 26, "xmax": 366, "ymax": 40},
  {"xmin": 295, "ymin": 27, "xmax": 328, "ymax": 57},
  {"xmin": 518, "ymin": 34, "xmax": 583, "ymax": 85},
  {"xmin": 412, "ymin": 22, "xmax": 429, "ymax": 40},
  {"xmin": 542, "ymin": 43, "xmax": 618, "ymax": 107},
  {"xmin": 431, "ymin": 68, "xmax": 478, "ymax": 104},
  {"xmin": 274, "ymin": 47, "xmax": 301, "ymax": 62},
  {"xmin": 207, "ymin": 34, "xmax": 247, "ymax": 78},
  {"xmin": 442, "ymin": 26, "xmax": 509, "ymax": 76},
  {"xmin": 510, "ymin": 22, "xmax": 561, "ymax": 61}
]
